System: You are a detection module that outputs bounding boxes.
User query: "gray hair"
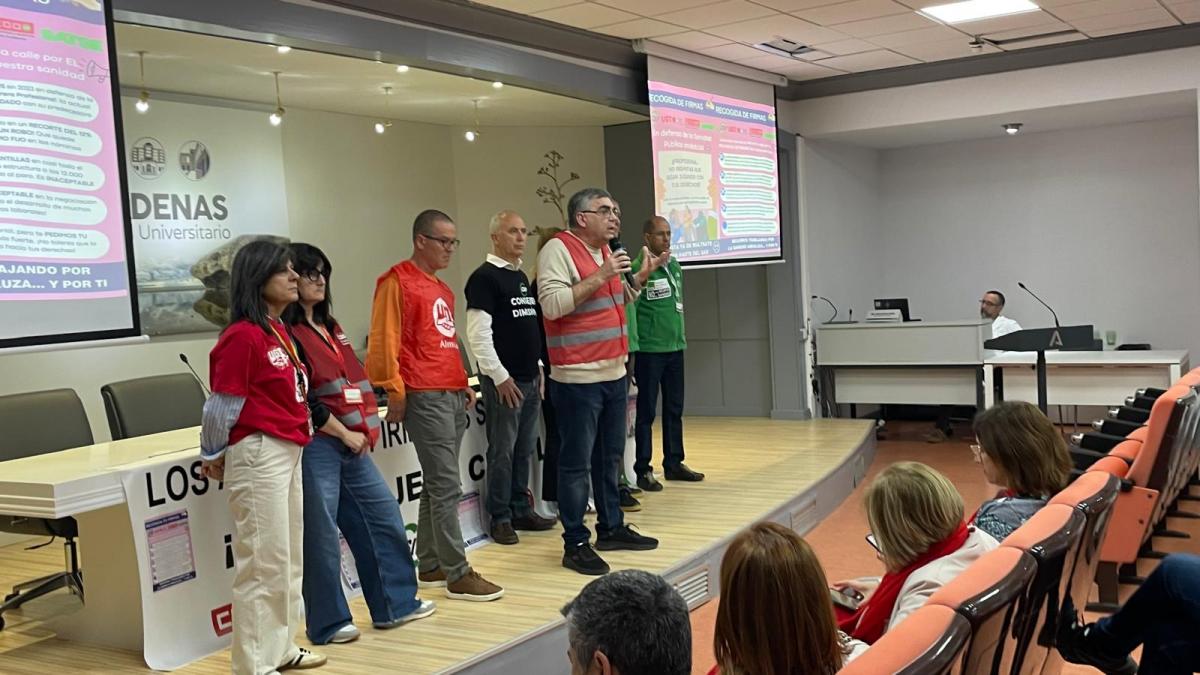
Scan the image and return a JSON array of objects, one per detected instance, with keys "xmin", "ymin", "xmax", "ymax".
[
  {"xmin": 566, "ymin": 187, "xmax": 613, "ymax": 230},
  {"xmin": 489, "ymin": 210, "xmax": 521, "ymax": 235},
  {"xmin": 412, "ymin": 209, "xmax": 453, "ymax": 242},
  {"xmin": 560, "ymin": 569, "xmax": 691, "ymax": 675}
]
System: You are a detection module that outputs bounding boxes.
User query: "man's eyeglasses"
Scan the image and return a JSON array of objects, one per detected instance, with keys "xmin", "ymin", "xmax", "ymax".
[
  {"xmin": 980, "ymin": 299, "xmax": 1000, "ymax": 307},
  {"xmin": 299, "ymin": 269, "xmax": 325, "ymax": 282},
  {"xmin": 970, "ymin": 444, "xmax": 983, "ymax": 460},
  {"xmin": 420, "ymin": 233, "xmax": 461, "ymax": 250},
  {"xmin": 580, "ymin": 206, "xmax": 620, "ymax": 220}
]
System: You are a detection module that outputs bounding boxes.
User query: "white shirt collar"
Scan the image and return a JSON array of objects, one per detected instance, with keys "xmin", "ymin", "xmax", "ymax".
[{"xmin": 486, "ymin": 253, "xmax": 521, "ymax": 270}]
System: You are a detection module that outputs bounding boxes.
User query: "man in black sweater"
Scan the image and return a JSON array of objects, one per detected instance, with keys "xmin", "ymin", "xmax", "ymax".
[{"xmin": 465, "ymin": 210, "xmax": 557, "ymax": 544}]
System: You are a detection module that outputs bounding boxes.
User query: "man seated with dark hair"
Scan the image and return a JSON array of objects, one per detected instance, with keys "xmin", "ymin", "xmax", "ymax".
[{"xmin": 561, "ymin": 569, "xmax": 691, "ymax": 675}]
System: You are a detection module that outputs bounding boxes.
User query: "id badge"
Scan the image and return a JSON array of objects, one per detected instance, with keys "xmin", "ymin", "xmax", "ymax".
[{"xmin": 344, "ymin": 387, "xmax": 364, "ymax": 404}]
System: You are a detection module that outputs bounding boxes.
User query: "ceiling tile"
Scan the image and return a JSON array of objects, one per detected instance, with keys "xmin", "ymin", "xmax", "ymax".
[
  {"xmin": 981, "ymin": 19, "xmax": 1072, "ymax": 38},
  {"xmin": 953, "ymin": 9, "xmax": 1060, "ymax": 33},
  {"xmin": 795, "ymin": 0, "xmax": 911, "ymax": 25},
  {"xmin": 1166, "ymin": 0, "xmax": 1200, "ymax": 22},
  {"xmin": 533, "ymin": 3, "xmax": 638, "ymax": 28},
  {"xmin": 654, "ymin": 0, "xmax": 777, "ymax": 29},
  {"xmin": 735, "ymin": 53, "xmax": 815, "ymax": 71},
  {"xmin": 892, "ymin": 37, "xmax": 1001, "ymax": 59},
  {"xmin": 1079, "ymin": 16, "xmax": 1179, "ymax": 34},
  {"xmin": 1068, "ymin": 6, "xmax": 1177, "ymax": 30},
  {"xmin": 698, "ymin": 43, "xmax": 772, "ymax": 60},
  {"xmin": 752, "ymin": 0, "xmax": 847, "ymax": 10},
  {"xmin": 1051, "ymin": 0, "xmax": 1159, "ymax": 21},
  {"xmin": 998, "ymin": 30, "xmax": 1088, "ymax": 45},
  {"xmin": 832, "ymin": 12, "xmax": 941, "ymax": 36},
  {"xmin": 868, "ymin": 24, "xmax": 964, "ymax": 47},
  {"xmin": 471, "ymin": 0, "xmax": 581, "ymax": 12},
  {"xmin": 594, "ymin": 0, "xmax": 725, "ymax": 15},
  {"xmin": 1031, "ymin": 0, "xmax": 1092, "ymax": 7},
  {"xmin": 594, "ymin": 18, "xmax": 688, "ymax": 37},
  {"xmin": 812, "ymin": 36, "xmax": 882, "ymax": 53},
  {"xmin": 779, "ymin": 61, "xmax": 846, "ymax": 79},
  {"xmin": 706, "ymin": 13, "xmax": 849, "ymax": 43},
  {"xmin": 651, "ymin": 31, "xmax": 734, "ymax": 49},
  {"xmin": 814, "ymin": 48, "xmax": 920, "ymax": 70}
]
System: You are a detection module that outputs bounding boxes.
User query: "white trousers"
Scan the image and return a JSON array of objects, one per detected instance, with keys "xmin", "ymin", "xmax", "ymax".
[{"xmin": 225, "ymin": 433, "xmax": 305, "ymax": 675}]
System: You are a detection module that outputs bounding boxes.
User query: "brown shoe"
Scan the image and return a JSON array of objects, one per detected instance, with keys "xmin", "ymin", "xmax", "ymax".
[
  {"xmin": 446, "ymin": 571, "xmax": 505, "ymax": 602},
  {"xmin": 491, "ymin": 521, "xmax": 519, "ymax": 545},
  {"xmin": 418, "ymin": 568, "xmax": 447, "ymax": 589},
  {"xmin": 512, "ymin": 512, "xmax": 557, "ymax": 531}
]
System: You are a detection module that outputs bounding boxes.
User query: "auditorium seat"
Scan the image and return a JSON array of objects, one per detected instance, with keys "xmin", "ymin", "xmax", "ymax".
[
  {"xmin": 837, "ymin": 605, "xmax": 970, "ymax": 675},
  {"xmin": 999, "ymin": 505, "xmax": 1085, "ymax": 675},
  {"xmin": 101, "ymin": 373, "xmax": 206, "ymax": 440},
  {"xmin": 0, "ymin": 389, "xmax": 91, "ymax": 630},
  {"xmin": 1045, "ymin": 471, "xmax": 1119, "ymax": 632},
  {"xmin": 1087, "ymin": 455, "xmax": 1131, "ymax": 479},
  {"xmin": 926, "ymin": 547, "xmax": 1037, "ymax": 675}
]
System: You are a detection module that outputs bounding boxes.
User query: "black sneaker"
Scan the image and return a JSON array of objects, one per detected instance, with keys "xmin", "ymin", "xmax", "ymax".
[
  {"xmin": 619, "ymin": 488, "xmax": 642, "ymax": 512},
  {"xmin": 563, "ymin": 543, "xmax": 610, "ymax": 576},
  {"xmin": 664, "ymin": 463, "xmax": 705, "ymax": 482},
  {"xmin": 637, "ymin": 471, "xmax": 664, "ymax": 492},
  {"xmin": 596, "ymin": 524, "xmax": 659, "ymax": 551},
  {"xmin": 1057, "ymin": 618, "xmax": 1137, "ymax": 675}
]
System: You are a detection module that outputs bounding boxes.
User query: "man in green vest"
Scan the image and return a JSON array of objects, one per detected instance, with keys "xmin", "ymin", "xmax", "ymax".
[{"xmin": 632, "ymin": 216, "xmax": 704, "ymax": 492}]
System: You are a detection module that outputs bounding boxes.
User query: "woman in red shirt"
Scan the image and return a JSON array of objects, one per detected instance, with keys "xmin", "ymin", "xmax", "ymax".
[{"xmin": 199, "ymin": 240, "xmax": 324, "ymax": 673}]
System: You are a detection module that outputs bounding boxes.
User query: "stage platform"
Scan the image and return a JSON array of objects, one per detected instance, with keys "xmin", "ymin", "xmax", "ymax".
[{"xmin": 0, "ymin": 417, "xmax": 875, "ymax": 674}]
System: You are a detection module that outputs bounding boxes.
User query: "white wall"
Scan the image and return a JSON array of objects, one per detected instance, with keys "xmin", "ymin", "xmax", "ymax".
[
  {"xmin": 802, "ymin": 140, "xmax": 884, "ymax": 322},
  {"xmin": 876, "ymin": 116, "xmax": 1200, "ymax": 354},
  {"xmin": 0, "ymin": 107, "xmax": 607, "ymax": 442}
]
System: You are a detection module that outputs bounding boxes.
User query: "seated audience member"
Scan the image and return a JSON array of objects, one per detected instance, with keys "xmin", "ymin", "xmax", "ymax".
[
  {"xmin": 970, "ymin": 401, "xmax": 1071, "ymax": 541},
  {"xmin": 561, "ymin": 569, "xmax": 690, "ymax": 675},
  {"xmin": 836, "ymin": 462, "xmax": 998, "ymax": 644},
  {"xmin": 1059, "ymin": 553, "xmax": 1200, "ymax": 675},
  {"xmin": 709, "ymin": 522, "xmax": 867, "ymax": 675},
  {"xmin": 284, "ymin": 243, "xmax": 435, "ymax": 645}
]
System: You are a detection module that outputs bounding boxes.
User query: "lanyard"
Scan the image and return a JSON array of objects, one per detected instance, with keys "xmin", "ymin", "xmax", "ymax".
[
  {"xmin": 267, "ymin": 321, "xmax": 308, "ymax": 396},
  {"xmin": 311, "ymin": 322, "xmax": 345, "ymax": 368}
]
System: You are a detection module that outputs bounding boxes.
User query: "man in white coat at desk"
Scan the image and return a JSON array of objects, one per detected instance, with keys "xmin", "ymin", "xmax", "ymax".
[{"xmin": 925, "ymin": 290, "xmax": 1021, "ymax": 442}]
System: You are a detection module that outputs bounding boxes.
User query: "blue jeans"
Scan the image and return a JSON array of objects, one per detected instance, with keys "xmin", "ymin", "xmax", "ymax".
[
  {"xmin": 480, "ymin": 375, "xmax": 541, "ymax": 524},
  {"xmin": 1097, "ymin": 553, "xmax": 1200, "ymax": 674},
  {"xmin": 634, "ymin": 350, "xmax": 686, "ymax": 475},
  {"xmin": 301, "ymin": 433, "xmax": 420, "ymax": 644},
  {"xmin": 551, "ymin": 377, "xmax": 626, "ymax": 548}
]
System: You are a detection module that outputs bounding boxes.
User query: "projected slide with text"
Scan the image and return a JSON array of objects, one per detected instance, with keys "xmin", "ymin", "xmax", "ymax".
[
  {"xmin": 0, "ymin": 0, "xmax": 131, "ymax": 301},
  {"xmin": 648, "ymin": 80, "xmax": 780, "ymax": 264}
]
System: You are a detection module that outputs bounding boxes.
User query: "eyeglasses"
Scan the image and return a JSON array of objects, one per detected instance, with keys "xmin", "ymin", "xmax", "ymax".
[
  {"xmin": 580, "ymin": 206, "xmax": 620, "ymax": 220},
  {"xmin": 970, "ymin": 444, "xmax": 983, "ymax": 460},
  {"xmin": 420, "ymin": 233, "xmax": 461, "ymax": 250},
  {"xmin": 980, "ymin": 300, "xmax": 1000, "ymax": 307},
  {"xmin": 299, "ymin": 269, "xmax": 325, "ymax": 282}
]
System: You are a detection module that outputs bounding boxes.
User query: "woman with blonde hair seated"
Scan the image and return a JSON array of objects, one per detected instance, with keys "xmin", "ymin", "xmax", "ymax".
[
  {"xmin": 708, "ymin": 521, "xmax": 867, "ymax": 675},
  {"xmin": 970, "ymin": 401, "xmax": 1071, "ymax": 541},
  {"xmin": 836, "ymin": 462, "xmax": 998, "ymax": 644}
]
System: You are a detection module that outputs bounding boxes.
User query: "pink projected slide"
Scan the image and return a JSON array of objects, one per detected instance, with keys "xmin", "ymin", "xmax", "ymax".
[
  {"xmin": 0, "ymin": 0, "xmax": 131, "ymax": 300},
  {"xmin": 648, "ymin": 80, "xmax": 780, "ymax": 264}
]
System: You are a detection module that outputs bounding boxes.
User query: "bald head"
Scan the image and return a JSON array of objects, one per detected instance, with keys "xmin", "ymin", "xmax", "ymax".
[{"xmin": 643, "ymin": 216, "xmax": 671, "ymax": 257}]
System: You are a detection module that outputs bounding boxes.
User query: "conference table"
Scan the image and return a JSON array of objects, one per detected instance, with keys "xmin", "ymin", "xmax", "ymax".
[{"xmin": 983, "ymin": 350, "xmax": 1190, "ymax": 408}]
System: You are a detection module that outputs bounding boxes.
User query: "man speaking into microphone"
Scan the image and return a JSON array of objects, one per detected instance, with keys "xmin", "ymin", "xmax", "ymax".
[{"xmin": 537, "ymin": 187, "xmax": 668, "ymax": 575}]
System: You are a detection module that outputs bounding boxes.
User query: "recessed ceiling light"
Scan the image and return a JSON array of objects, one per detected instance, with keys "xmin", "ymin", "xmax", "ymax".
[
  {"xmin": 492, "ymin": 81, "xmax": 503, "ymax": 89},
  {"xmin": 1003, "ymin": 123, "xmax": 1022, "ymax": 135},
  {"xmin": 919, "ymin": 0, "xmax": 1038, "ymax": 24},
  {"xmin": 396, "ymin": 65, "xmax": 409, "ymax": 73},
  {"xmin": 276, "ymin": 45, "xmax": 292, "ymax": 54}
]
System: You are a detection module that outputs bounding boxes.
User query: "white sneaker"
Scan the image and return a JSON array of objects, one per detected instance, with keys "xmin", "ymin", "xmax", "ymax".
[
  {"xmin": 374, "ymin": 599, "xmax": 437, "ymax": 628},
  {"xmin": 330, "ymin": 623, "xmax": 360, "ymax": 643},
  {"xmin": 279, "ymin": 647, "xmax": 327, "ymax": 670}
]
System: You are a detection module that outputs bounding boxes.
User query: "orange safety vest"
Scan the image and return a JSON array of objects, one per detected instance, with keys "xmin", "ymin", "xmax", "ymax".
[
  {"xmin": 543, "ymin": 230, "xmax": 628, "ymax": 366},
  {"xmin": 377, "ymin": 260, "xmax": 468, "ymax": 391},
  {"xmin": 291, "ymin": 321, "xmax": 381, "ymax": 445}
]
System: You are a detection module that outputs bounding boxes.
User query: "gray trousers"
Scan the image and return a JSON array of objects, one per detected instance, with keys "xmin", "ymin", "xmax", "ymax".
[
  {"xmin": 480, "ymin": 374, "xmax": 541, "ymax": 524},
  {"xmin": 403, "ymin": 390, "xmax": 470, "ymax": 583}
]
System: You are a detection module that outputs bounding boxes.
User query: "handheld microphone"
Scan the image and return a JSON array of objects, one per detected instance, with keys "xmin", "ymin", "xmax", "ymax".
[
  {"xmin": 1017, "ymin": 282, "xmax": 1060, "ymax": 328},
  {"xmin": 608, "ymin": 239, "xmax": 638, "ymax": 289},
  {"xmin": 179, "ymin": 353, "xmax": 212, "ymax": 397}
]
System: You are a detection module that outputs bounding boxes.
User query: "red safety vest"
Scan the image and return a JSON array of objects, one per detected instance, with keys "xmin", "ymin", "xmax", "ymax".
[
  {"xmin": 378, "ymin": 260, "xmax": 468, "ymax": 391},
  {"xmin": 291, "ymin": 321, "xmax": 381, "ymax": 446},
  {"xmin": 543, "ymin": 230, "xmax": 628, "ymax": 366}
]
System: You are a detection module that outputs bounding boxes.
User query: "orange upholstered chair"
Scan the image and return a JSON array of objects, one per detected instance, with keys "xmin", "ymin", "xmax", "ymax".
[
  {"xmin": 1046, "ymin": 471, "xmax": 1119, "ymax": 624},
  {"xmin": 1088, "ymin": 455, "xmax": 1130, "ymax": 479},
  {"xmin": 837, "ymin": 605, "xmax": 970, "ymax": 675},
  {"xmin": 1000, "ymin": 505, "xmax": 1086, "ymax": 675},
  {"xmin": 1108, "ymin": 439, "xmax": 1141, "ymax": 465},
  {"xmin": 926, "ymin": 547, "xmax": 1037, "ymax": 675}
]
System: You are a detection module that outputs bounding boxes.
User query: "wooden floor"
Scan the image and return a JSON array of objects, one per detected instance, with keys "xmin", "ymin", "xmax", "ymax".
[{"xmin": 0, "ymin": 417, "xmax": 872, "ymax": 674}]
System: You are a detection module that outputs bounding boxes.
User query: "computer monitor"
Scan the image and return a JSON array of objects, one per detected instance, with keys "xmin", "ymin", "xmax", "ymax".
[{"xmin": 873, "ymin": 298, "xmax": 911, "ymax": 322}]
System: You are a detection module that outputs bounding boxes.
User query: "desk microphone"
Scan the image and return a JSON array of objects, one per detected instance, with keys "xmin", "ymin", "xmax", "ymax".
[
  {"xmin": 179, "ymin": 353, "xmax": 212, "ymax": 397},
  {"xmin": 1017, "ymin": 282, "xmax": 1060, "ymax": 328},
  {"xmin": 608, "ymin": 239, "xmax": 637, "ymax": 289}
]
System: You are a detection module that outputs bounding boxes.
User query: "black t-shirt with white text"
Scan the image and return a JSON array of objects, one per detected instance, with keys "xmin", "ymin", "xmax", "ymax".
[{"xmin": 465, "ymin": 262, "xmax": 541, "ymax": 379}]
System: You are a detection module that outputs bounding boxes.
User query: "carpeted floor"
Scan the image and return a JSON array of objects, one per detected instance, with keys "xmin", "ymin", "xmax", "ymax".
[{"xmin": 688, "ymin": 420, "xmax": 1200, "ymax": 674}]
